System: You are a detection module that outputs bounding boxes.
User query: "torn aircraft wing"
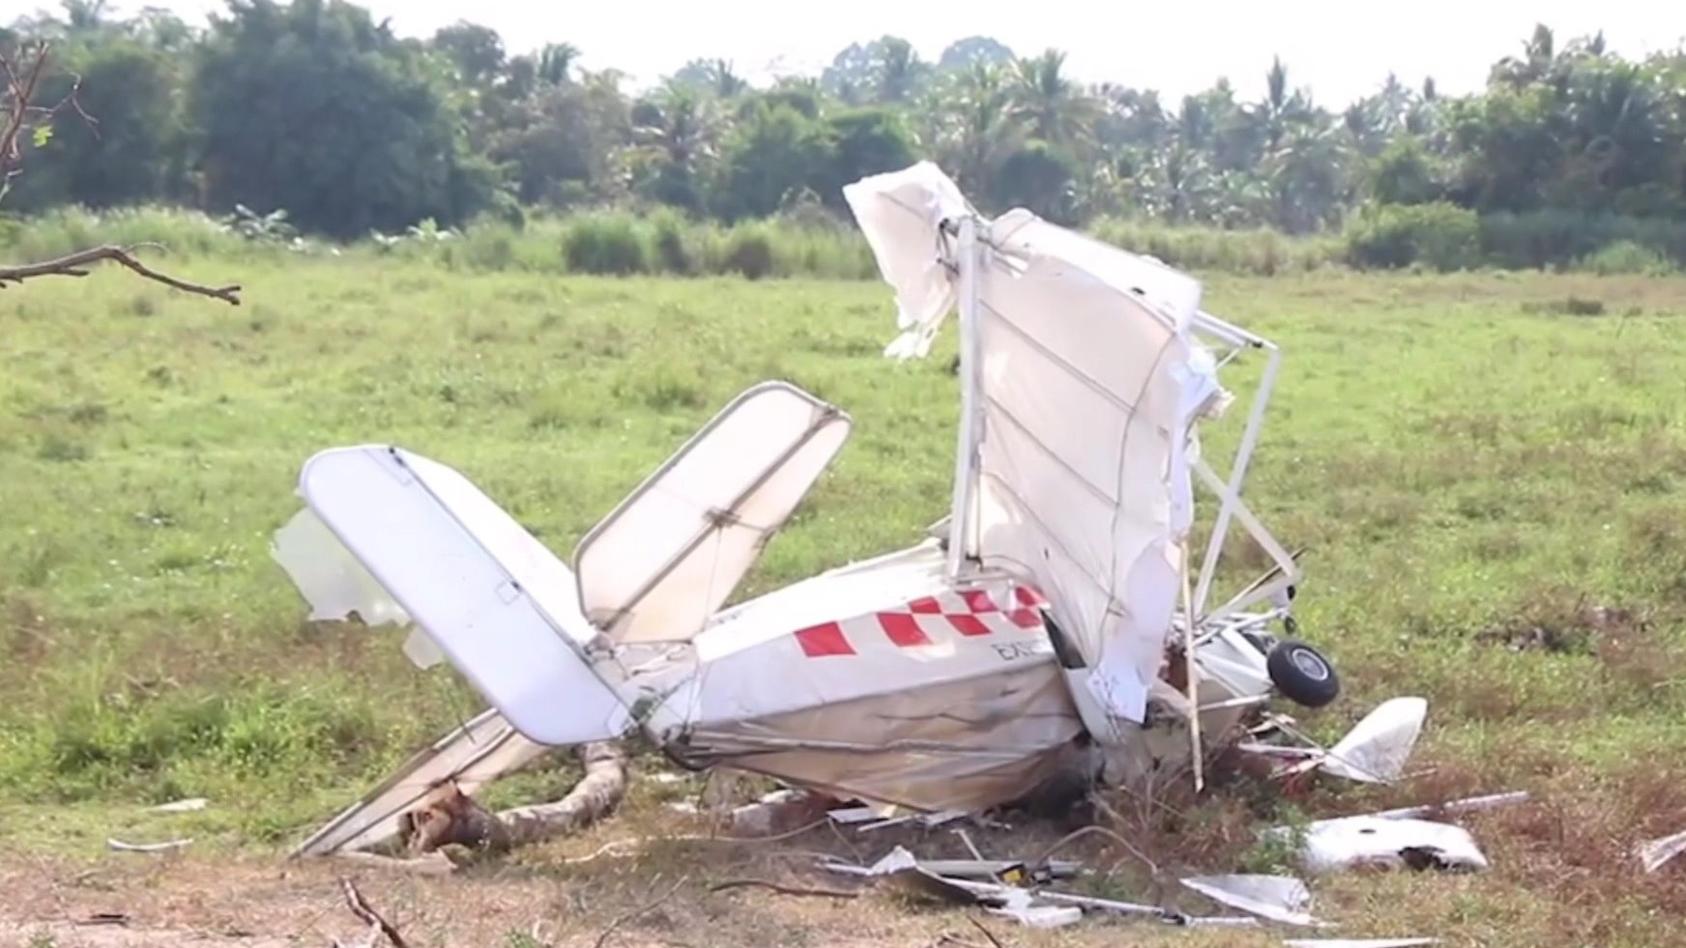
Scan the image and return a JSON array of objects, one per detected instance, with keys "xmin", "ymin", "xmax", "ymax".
[
  {"xmin": 575, "ymin": 381, "xmax": 851, "ymax": 643},
  {"xmin": 288, "ymin": 446, "xmax": 632, "ymax": 746}
]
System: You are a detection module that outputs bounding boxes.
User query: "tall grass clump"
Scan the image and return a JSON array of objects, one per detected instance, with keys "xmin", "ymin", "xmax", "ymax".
[
  {"xmin": 0, "ymin": 205, "xmax": 248, "ymax": 261},
  {"xmin": 1343, "ymin": 201, "xmax": 1480, "ymax": 271},
  {"xmin": 1089, "ymin": 218, "xmax": 1341, "ymax": 275},
  {"xmin": 561, "ymin": 213, "xmax": 651, "ymax": 275},
  {"xmin": 718, "ymin": 222, "xmax": 776, "ymax": 279},
  {"xmin": 1577, "ymin": 240, "xmax": 1677, "ymax": 276},
  {"xmin": 648, "ymin": 207, "xmax": 698, "ymax": 275}
]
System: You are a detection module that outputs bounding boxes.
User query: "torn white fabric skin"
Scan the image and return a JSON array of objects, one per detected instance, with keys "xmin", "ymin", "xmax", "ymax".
[
  {"xmin": 1318, "ymin": 697, "xmax": 1428, "ymax": 783},
  {"xmin": 842, "ymin": 161, "xmax": 969, "ymax": 359},
  {"xmin": 272, "ymin": 507, "xmax": 409, "ymax": 627}
]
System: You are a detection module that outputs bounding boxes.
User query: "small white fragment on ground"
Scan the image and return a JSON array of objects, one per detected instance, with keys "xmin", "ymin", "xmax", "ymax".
[
  {"xmin": 1638, "ymin": 828, "xmax": 1686, "ymax": 873},
  {"xmin": 1180, "ymin": 874, "xmax": 1323, "ymax": 927},
  {"xmin": 648, "ymin": 772, "xmax": 690, "ymax": 785},
  {"xmin": 1318, "ymin": 697, "xmax": 1428, "ymax": 783},
  {"xmin": 827, "ymin": 806, "xmax": 882, "ymax": 824},
  {"xmin": 987, "ymin": 904, "xmax": 1083, "ymax": 928},
  {"xmin": 664, "ymin": 801, "xmax": 699, "ymax": 815},
  {"xmin": 150, "ymin": 797, "xmax": 208, "ymax": 813},
  {"xmin": 1283, "ymin": 939, "xmax": 1438, "ymax": 948},
  {"xmin": 1288, "ymin": 817, "xmax": 1489, "ymax": 874},
  {"xmin": 107, "ymin": 837, "xmax": 192, "ymax": 853}
]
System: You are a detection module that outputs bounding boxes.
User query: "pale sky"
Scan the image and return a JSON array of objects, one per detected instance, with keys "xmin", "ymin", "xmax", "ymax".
[{"xmin": 71, "ymin": 1, "xmax": 1686, "ymax": 104}]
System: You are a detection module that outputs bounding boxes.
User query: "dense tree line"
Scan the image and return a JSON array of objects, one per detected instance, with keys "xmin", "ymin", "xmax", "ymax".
[{"xmin": 5, "ymin": 2, "xmax": 1685, "ymax": 245}]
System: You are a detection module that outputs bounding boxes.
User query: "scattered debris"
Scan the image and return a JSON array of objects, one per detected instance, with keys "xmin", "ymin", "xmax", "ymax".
[
  {"xmin": 150, "ymin": 797, "xmax": 209, "ymax": 813},
  {"xmin": 75, "ymin": 913, "xmax": 130, "ymax": 927},
  {"xmin": 1179, "ymin": 874, "xmax": 1324, "ymax": 927},
  {"xmin": 1289, "ymin": 817, "xmax": 1489, "ymax": 874},
  {"xmin": 730, "ymin": 788, "xmax": 839, "ymax": 835},
  {"xmin": 1638, "ymin": 827, "xmax": 1686, "ymax": 873},
  {"xmin": 106, "ymin": 837, "xmax": 191, "ymax": 854}
]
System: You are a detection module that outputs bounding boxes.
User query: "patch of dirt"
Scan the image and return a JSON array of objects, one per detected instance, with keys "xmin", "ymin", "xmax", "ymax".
[{"xmin": 1476, "ymin": 596, "xmax": 1645, "ymax": 656}]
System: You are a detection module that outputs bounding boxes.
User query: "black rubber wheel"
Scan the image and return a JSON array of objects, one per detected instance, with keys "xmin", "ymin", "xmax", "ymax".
[{"xmin": 1267, "ymin": 639, "xmax": 1340, "ymax": 708}]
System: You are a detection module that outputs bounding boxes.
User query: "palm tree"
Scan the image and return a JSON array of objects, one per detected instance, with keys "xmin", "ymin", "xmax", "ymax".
[
  {"xmin": 703, "ymin": 59, "xmax": 748, "ymax": 98},
  {"xmin": 1008, "ymin": 50, "xmax": 1100, "ymax": 147},
  {"xmin": 537, "ymin": 43, "xmax": 579, "ymax": 85},
  {"xmin": 631, "ymin": 83, "xmax": 720, "ymax": 210},
  {"xmin": 873, "ymin": 37, "xmax": 924, "ymax": 104},
  {"xmin": 937, "ymin": 63, "xmax": 1025, "ymax": 196},
  {"xmin": 1252, "ymin": 57, "xmax": 1312, "ymax": 151}
]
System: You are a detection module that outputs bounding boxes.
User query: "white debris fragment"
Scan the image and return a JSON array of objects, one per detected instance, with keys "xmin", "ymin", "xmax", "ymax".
[
  {"xmin": 826, "ymin": 806, "xmax": 882, "ymax": 824},
  {"xmin": 150, "ymin": 797, "xmax": 208, "ymax": 813},
  {"xmin": 107, "ymin": 837, "xmax": 192, "ymax": 853},
  {"xmin": 987, "ymin": 904, "xmax": 1083, "ymax": 928},
  {"xmin": 1289, "ymin": 817, "xmax": 1489, "ymax": 874},
  {"xmin": 1179, "ymin": 874, "xmax": 1323, "ymax": 927},
  {"xmin": 1317, "ymin": 697, "xmax": 1427, "ymax": 783},
  {"xmin": 1638, "ymin": 828, "xmax": 1686, "ymax": 873}
]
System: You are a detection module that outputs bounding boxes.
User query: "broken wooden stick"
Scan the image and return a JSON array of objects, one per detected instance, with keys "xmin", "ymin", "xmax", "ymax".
[
  {"xmin": 398, "ymin": 741, "xmax": 629, "ymax": 857},
  {"xmin": 0, "ymin": 244, "xmax": 242, "ymax": 304},
  {"xmin": 340, "ymin": 878, "xmax": 408, "ymax": 948}
]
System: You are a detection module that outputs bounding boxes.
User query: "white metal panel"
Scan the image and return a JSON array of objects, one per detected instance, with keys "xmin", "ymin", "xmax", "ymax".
[
  {"xmin": 298, "ymin": 446, "xmax": 628, "ymax": 746},
  {"xmin": 575, "ymin": 382, "xmax": 851, "ymax": 643}
]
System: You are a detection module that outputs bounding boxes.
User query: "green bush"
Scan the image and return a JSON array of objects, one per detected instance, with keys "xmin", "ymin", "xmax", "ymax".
[
  {"xmin": 720, "ymin": 223, "xmax": 775, "ymax": 279},
  {"xmin": 1344, "ymin": 202, "xmax": 1480, "ymax": 271},
  {"xmin": 648, "ymin": 208, "xmax": 696, "ymax": 275},
  {"xmin": 561, "ymin": 215, "xmax": 650, "ymax": 275},
  {"xmin": 1480, "ymin": 211, "xmax": 1686, "ymax": 270},
  {"xmin": 1577, "ymin": 240, "xmax": 1677, "ymax": 276}
]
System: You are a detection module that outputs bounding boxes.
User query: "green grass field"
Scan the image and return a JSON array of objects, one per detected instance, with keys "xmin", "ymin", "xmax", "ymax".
[{"xmin": 2, "ymin": 258, "xmax": 1684, "ymax": 945}]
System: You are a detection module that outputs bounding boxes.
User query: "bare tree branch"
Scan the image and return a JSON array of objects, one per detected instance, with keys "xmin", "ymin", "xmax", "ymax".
[
  {"xmin": 1, "ymin": 40, "xmax": 239, "ymax": 305},
  {"xmin": 0, "ymin": 244, "xmax": 242, "ymax": 304}
]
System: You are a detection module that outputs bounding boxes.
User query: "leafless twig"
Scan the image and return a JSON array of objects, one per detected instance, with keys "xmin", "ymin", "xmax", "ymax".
[
  {"xmin": 0, "ymin": 244, "xmax": 242, "ymax": 304},
  {"xmin": 594, "ymin": 874, "xmax": 689, "ymax": 948},
  {"xmin": 966, "ymin": 917, "xmax": 1006, "ymax": 948},
  {"xmin": 339, "ymin": 878, "xmax": 408, "ymax": 948},
  {"xmin": 707, "ymin": 878, "xmax": 859, "ymax": 899},
  {"xmin": 1, "ymin": 43, "xmax": 240, "ymax": 305},
  {"xmin": 1031, "ymin": 822, "xmax": 1159, "ymax": 878}
]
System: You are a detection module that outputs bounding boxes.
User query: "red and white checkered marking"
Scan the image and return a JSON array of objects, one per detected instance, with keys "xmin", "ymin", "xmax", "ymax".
[{"xmin": 794, "ymin": 584, "xmax": 1047, "ymax": 658}]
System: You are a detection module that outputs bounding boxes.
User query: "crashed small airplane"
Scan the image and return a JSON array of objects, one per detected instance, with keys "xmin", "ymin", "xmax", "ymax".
[{"xmin": 275, "ymin": 162, "xmax": 1340, "ymax": 856}]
